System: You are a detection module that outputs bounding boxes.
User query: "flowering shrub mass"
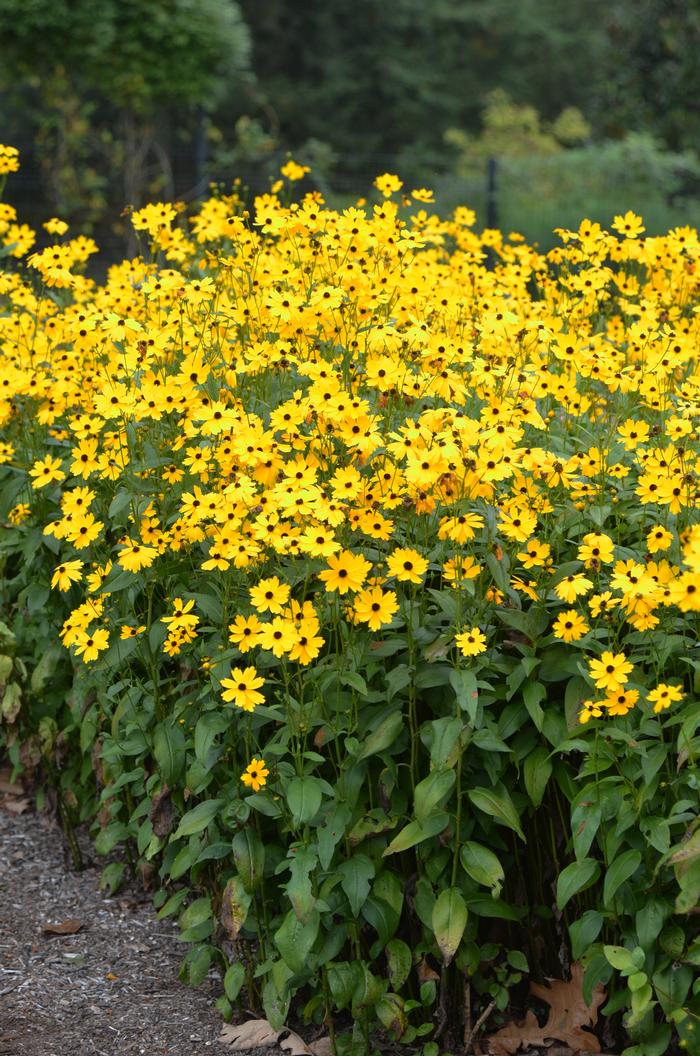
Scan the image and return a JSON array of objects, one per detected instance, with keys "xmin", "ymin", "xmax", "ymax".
[{"xmin": 3, "ymin": 147, "xmax": 700, "ymax": 1054}]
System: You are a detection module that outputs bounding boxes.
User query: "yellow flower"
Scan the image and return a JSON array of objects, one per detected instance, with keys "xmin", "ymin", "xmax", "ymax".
[
  {"xmin": 555, "ymin": 573, "xmax": 593, "ymax": 603},
  {"xmin": 612, "ymin": 210, "xmax": 645, "ymax": 238},
  {"xmin": 120, "ymin": 625, "xmax": 146, "ymax": 639},
  {"xmin": 646, "ymin": 525, "xmax": 673, "ymax": 554},
  {"xmin": 249, "ymin": 576, "xmax": 291, "ymax": 615},
  {"xmin": 552, "ymin": 610, "xmax": 590, "ymax": 642},
  {"xmin": 161, "ymin": 597, "xmax": 199, "ymax": 633},
  {"xmin": 280, "ymin": 160, "xmax": 310, "ymax": 181},
  {"xmin": 386, "ymin": 547, "xmax": 428, "ymax": 585},
  {"xmin": 374, "ymin": 173, "xmax": 403, "ymax": 197},
  {"xmin": 319, "ymin": 550, "xmax": 372, "ymax": 594},
  {"xmin": 29, "ymin": 455, "xmax": 65, "ymax": 489},
  {"xmin": 588, "ymin": 651, "xmax": 634, "ymax": 694},
  {"xmin": 228, "ymin": 614, "xmax": 264, "ymax": 653},
  {"xmin": 579, "ymin": 700, "xmax": 604, "ymax": 724},
  {"xmin": 72, "ymin": 627, "xmax": 110, "ymax": 663},
  {"xmin": 455, "ymin": 627, "xmax": 487, "ymax": 657},
  {"xmin": 605, "ymin": 689, "xmax": 639, "ymax": 716},
  {"xmin": 51, "ymin": 560, "xmax": 83, "ymax": 592},
  {"xmin": 118, "ymin": 539, "xmax": 157, "ymax": 573},
  {"xmin": 241, "ymin": 758, "xmax": 269, "ymax": 792},
  {"xmin": 647, "ymin": 683, "xmax": 684, "ymax": 714},
  {"xmin": 0, "ymin": 144, "xmax": 20, "ymax": 175},
  {"xmin": 353, "ymin": 587, "xmax": 399, "ymax": 631},
  {"xmin": 221, "ymin": 666, "xmax": 265, "ymax": 712}
]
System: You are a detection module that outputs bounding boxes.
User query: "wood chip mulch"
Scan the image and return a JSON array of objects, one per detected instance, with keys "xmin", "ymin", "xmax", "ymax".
[{"xmin": 0, "ymin": 801, "xmax": 245, "ymax": 1056}]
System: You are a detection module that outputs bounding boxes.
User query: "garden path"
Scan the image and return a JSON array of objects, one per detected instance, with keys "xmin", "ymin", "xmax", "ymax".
[{"xmin": 0, "ymin": 800, "xmax": 261, "ymax": 1056}]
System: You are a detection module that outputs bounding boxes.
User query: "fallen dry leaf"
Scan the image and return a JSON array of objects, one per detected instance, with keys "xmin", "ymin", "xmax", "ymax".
[
  {"xmin": 308, "ymin": 1040, "xmax": 333, "ymax": 1056},
  {"xmin": 42, "ymin": 918, "xmax": 83, "ymax": 936},
  {"xmin": 2, "ymin": 796, "xmax": 30, "ymax": 815},
  {"xmin": 220, "ymin": 1019, "xmax": 283, "ymax": 1050},
  {"xmin": 0, "ymin": 777, "xmax": 24, "ymax": 795},
  {"xmin": 220, "ymin": 1019, "xmax": 328, "ymax": 1055},
  {"xmin": 279, "ymin": 1029, "xmax": 315, "ymax": 1056},
  {"xmin": 487, "ymin": 963, "xmax": 605, "ymax": 1056}
]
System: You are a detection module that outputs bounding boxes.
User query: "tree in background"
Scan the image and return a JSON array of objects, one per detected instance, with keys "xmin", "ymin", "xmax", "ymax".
[{"xmin": 0, "ymin": 0, "xmax": 250, "ymax": 230}]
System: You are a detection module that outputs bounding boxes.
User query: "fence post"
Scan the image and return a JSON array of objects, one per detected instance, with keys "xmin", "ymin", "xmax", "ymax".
[
  {"xmin": 486, "ymin": 156, "xmax": 498, "ymax": 229},
  {"xmin": 194, "ymin": 105, "xmax": 209, "ymax": 199}
]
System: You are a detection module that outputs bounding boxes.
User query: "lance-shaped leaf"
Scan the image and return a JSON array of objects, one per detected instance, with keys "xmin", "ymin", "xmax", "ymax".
[{"xmin": 432, "ymin": 887, "xmax": 468, "ymax": 965}]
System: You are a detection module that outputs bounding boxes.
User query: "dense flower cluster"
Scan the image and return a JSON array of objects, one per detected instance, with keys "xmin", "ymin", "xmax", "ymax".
[
  {"xmin": 2, "ymin": 152, "xmax": 698, "ymax": 736},
  {"xmin": 2, "ymin": 147, "xmax": 700, "ymax": 1047}
]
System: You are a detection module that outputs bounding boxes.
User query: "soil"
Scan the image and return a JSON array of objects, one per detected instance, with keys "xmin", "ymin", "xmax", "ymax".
[{"xmin": 0, "ymin": 801, "xmax": 270, "ymax": 1056}]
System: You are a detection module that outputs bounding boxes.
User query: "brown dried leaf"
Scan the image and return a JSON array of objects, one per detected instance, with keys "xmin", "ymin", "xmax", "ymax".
[
  {"xmin": 487, "ymin": 1010, "xmax": 545, "ymax": 1056},
  {"xmin": 2, "ymin": 796, "xmax": 30, "ymax": 815},
  {"xmin": 220, "ymin": 1019, "xmax": 281, "ymax": 1050},
  {"xmin": 308, "ymin": 1039, "xmax": 333, "ymax": 1056},
  {"xmin": 42, "ymin": 918, "xmax": 83, "ymax": 936},
  {"xmin": 279, "ymin": 1029, "xmax": 314, "ymax": 1055},
  {"xmin": 150, "ymin": 786, "xmax": 174, "ymax": 838},
  {"xmin": 487, "ymin": 963, "xmax": 605, "ymax": 1056},
  {"xmin": 0, "ymin": 777, "xmax": 23, "ymax": 795},
  {"xmin": 417, "ymin": 958, "xmax": 440, "ymax": 983}
]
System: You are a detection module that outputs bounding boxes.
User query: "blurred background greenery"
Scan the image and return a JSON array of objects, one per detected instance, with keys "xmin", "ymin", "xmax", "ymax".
[{"xmin": 2, "ymin": 0, "xmax": 700, "ymax": 250}]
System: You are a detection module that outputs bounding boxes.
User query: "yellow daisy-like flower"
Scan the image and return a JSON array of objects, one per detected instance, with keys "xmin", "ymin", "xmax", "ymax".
[
  {"xmin": 29, "ymin": 455, "xmax": 65, "ymax": 489},
  {"xmin": 51, "ymin": 560, "xmax": 83, "ymax": 592},
  {"xmin": 386, "ymin": 547, "xmax": 428, "ymax": 585},
  {"xmin": 241, "ymin": 758, "xmax": 269, "ymax": 792},
  {"xmin": 588, "ymin": 651, "xmax": 634, "ymax": 694},
  {"xmin": 552, "ymin": 610, "xmax": 590, "ymax": 643},
  {"xmin": 455, "ymin": 627, "xmax": 487, "ymax": 657},
  {"xmin": 647, "ymin": 683, "xmax": 684, "ymax": 714},
  {"xmin": 352, "ymin": 587, "xmax": 399, "ymax": 631},
  {"xmin": 221, "ymin": 666, "xmax": 265, "ymax": 712},
  {"xmin": 319, "ymin": 550, "xmax": 372, "ymax": 595},
  {"xmin": 249, "ymin": 575, "xmax": 291, "ymax": 615}
]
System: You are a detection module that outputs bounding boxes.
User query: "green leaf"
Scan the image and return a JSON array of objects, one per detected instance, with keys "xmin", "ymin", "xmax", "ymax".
[
  {"xmin": 286, "ymin": 776, "xmax": 323, "ymax": 825},
  {"xmin": 357, "ymin": 710, "xmax": 404, "ymax": 760},
  {"xmin": 523, "ymin": 746, "xmax": 552, "ymax": 807},
  {"xmin": 603, "ymin": 944, "xmax": 639, "ymax": 973},
  {"xmin": 274, "ymin": 908, "xmax": 320, "ymax": 973},
  {"xmin": 221, "ymin": 876, "xmax": 251, "ymax": 941},
  {"xmin": 386, "ymin": 939, "xmax": 412, "ymax": 990},
  {"xmin": 287, "ymin": 846, "xmax": 317, "ymax": 923},
  {"xmin": 460, "ymin": 841, "xmax": 504, "ymax": 896},
  {"xmin": 635, "ymin": 900, "xmax": 669, "ymax": 950},
  {"xmin": 153, "ymin": 721, "xmax": 186, "ymax": 786},
  {"xmin": 556, "ymin": 858, "xmax": 601, "ymax": 910},
  {"xmin": 603, "ymin": 849, "xmax": 641, "ymax": 907},
  {"xmin": 523, "ymin": 682, "xmax": 546, "ymax": 731},
  {"xmin": 432, "ymin": 887, "xmax": 468, "ymax": 965},
  {"xmin": 375, "ymin": 992, "xmax": 407, "ymax": 1039},
  {"xmin": 337, "ymin": 854, "xmax": 375, "ymax": 917},
  {"xmin": 179, "ymin": 944, "xmax": 212, "ymax": 987},
  {"xmin": 449, "ymin": 667, "xmax": 479, "ymax": 723},
  {"xmin": 100, "ymin": 861, "xmax": 125, "ymax": 895},
  {"xmin": 414, "ymin": 769, "xmax": 455, "ymax": 822},
  {"xmin": 232, "ymin": 828, "xmax": 265, "ymax": 893},
  {"xmin": 569, "ymin": 910, "xmax": 604, "ymax": 960},
  {"xmin": 467, "ymin": 786, "xmax": 524, "ymax": 840},
  {"xmin": 383, "ymin": 813, "xmax": 449, "ymax": 857},
  {"xmin": 180, "ymin": 897, "xmax": 212, "ymax": 931},
  {"xmin": 224, "ymin": 963, "xmax": 245, "ymax": 1002},
  {"xmin": 317, "ymin": 803, "xmax": 351, "ymax": 870},
  {"xmin": 385, "ymin": 664, "xmax": 411, "ymax": 700},
  {"xmin": 172, "ymin": 798, "xmax": 223, "ymax": 839}
]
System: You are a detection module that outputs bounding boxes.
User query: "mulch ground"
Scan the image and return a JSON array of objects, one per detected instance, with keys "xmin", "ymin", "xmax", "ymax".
[{"xmin": 0, "ymin": 799, "xmax": 264, "ymax": 1056}]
